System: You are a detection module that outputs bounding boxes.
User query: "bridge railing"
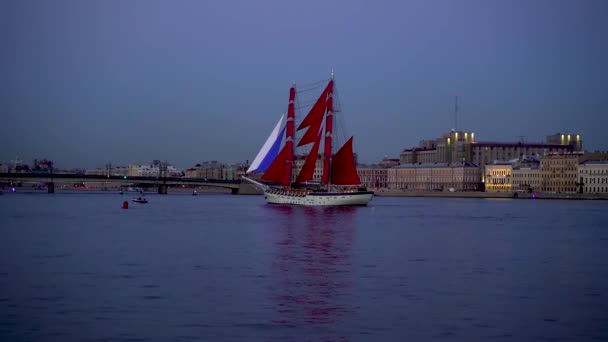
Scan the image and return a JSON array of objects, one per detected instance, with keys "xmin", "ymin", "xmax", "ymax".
[{"xmin": 0, "ymin": 172, "xmax": 241, "ymax": 184}]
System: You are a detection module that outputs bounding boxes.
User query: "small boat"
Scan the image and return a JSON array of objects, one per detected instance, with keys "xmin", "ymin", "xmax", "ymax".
[
  {"xmin": 132, "ymin": 197, "xmax": 148, "ymax": 204},
  {"xmin": 192, "ymin": 190, "xmax": 198, "ymax": 196}
]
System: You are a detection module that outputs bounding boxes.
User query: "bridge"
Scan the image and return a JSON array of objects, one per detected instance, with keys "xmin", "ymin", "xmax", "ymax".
[{"xmin": 0, "ymin": 173, "xmax": 259, "ymax": 195}]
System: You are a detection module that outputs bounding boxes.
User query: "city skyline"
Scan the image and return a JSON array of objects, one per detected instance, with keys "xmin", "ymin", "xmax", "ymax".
[
  {"xmin": 0, "ymin": 128, "xmax": 598, "ymax": 172},
  {"xmin": 2, "ymin": 0, "xmax": 607, "ymax": 169}
]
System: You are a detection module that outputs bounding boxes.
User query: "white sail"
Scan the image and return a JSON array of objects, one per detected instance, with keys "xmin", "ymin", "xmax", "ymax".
[{"xmin": 247, "ymin": 114, "xmax": 284, "ymax": 173}]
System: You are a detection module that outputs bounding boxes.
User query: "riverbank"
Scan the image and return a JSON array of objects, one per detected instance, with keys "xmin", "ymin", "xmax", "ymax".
[
  {"xmin": 374, "ymin": 190, "xmax": 608, "ymax": 200},
  {"xmin": 0, "ymin": 183, "xmax": 263, "ymax": 195}
]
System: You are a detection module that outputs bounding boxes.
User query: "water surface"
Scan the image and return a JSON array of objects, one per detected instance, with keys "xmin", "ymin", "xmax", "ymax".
[{"xmin": 1, "ymin": 192, "xmax": 607, "ymax": 341}]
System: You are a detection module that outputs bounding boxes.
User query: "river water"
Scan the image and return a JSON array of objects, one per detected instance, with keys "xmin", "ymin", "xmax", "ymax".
[{"xmin": 1, "ymin": 192, "xmax": 607, "ymax": 341}]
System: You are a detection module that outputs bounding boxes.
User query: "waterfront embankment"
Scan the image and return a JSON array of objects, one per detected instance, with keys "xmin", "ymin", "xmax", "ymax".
[{"xmin": 374, "ymin": 190, "xmax": 608, "ymax": 200}]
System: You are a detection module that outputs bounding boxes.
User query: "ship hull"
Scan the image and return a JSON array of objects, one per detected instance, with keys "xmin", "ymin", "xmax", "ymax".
[{"xmin": 264, "ymin": 189, "xmax": 373, "ymax": 206}]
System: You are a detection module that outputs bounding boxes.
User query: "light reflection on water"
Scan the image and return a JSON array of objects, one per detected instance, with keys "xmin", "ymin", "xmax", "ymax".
[{"xmin": 269, "ymin": 206, "xmax": 357, "ymax": 328}]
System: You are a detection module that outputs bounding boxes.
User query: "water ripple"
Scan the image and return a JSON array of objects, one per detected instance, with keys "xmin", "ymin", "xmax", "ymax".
[{"xmin": 1, "ymin": 195, "xmax": 607, "ymax": 341}]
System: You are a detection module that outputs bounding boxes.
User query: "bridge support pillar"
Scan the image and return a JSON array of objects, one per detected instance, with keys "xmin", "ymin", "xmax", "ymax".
[
  {"xmin": 158, "ymin": 184, "xmax": 168, "ymax": 194},
  {"xmin": 47, "ymin": 182, "xmax": 55, "ymax": 194},
  {"xmin": 237, "ymin": 183, "xmax": 263, "ymax": 195}
]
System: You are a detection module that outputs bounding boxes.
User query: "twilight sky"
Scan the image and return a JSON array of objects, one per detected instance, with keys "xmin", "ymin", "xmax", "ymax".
[{"xmin": 1, "ymin": 0, "xmax": 607, "ymax": 169}]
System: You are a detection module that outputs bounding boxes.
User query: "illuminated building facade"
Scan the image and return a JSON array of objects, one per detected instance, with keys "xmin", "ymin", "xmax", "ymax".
[
  {"xmin": 546, "ymin": 133, "xmax": 582, "ymax": 151},
  {"xmin": 484, "ymin": 163, "xmax": 513, "ymax": 192}
]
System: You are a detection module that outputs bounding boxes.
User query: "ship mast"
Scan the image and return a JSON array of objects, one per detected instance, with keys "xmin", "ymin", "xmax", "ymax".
[
  {"xmin": 284, "ymin": 84, "xmax": 296, "ymax": 185},
  {"xmin": 322, "ymin": 70, "xmax": 335, "ymax": 190}
]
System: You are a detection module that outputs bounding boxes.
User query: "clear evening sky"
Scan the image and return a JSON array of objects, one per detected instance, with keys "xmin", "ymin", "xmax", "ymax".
[{"xmin": 1, "ymin": 0, "xmax": 606, "ymax": 169}]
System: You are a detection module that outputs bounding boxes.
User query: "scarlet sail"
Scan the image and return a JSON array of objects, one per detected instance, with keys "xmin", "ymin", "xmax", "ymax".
[
  {"xmin": 330, "ymin": 137, "xmax": 361, "ymax": 186},
  {"xmin": 295, "ymin": 129, "xmax": 322, "ymax": 183},
  {"xmin": 297, "ymin": 115, "xmax": 324, "ymax": 147},
  {"xmin": 260, "ymin": 145, "xmax": 290, "ymax": 185},
  {"xmin": 297, "ymin": 81, "xmax": 332, "ymax": 147},
  {"xmin": 297, "ymin": 81, "xmax": 331, "ymax": 131}
]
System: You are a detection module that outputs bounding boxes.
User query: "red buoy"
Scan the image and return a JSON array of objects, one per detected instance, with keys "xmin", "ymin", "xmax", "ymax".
[{"xmin": 122, "ymin": 201, "xmax": 129, "ymax": 209}]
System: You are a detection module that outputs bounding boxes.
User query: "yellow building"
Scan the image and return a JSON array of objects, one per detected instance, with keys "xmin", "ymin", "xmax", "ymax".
[
  {"xmin": 222, "ymin": 164, "xmax": 247, "ymax": 180},
  {"xmin": 484, "ymin": 163, "xmax": 513, "ymax": 192},
  {"xmin": 184, "ymin": 161, "xmax": 222, "ymax": 179},
  {"xmin": 85, "ymin": 166, "xmax": 128, "ymax": 177},
  {"xmin": 578, "ymin": 160, "xmax": 608, "ymax": 194},
  {"xmin": 292, "ymin": 155, "xmax": 323, "ymax": 183},
  {"xmin": 512, "ymin": 166, "xmax": 541, "ymax": 192},
  {"xmin": 540, "ymin": 153, "xmax": 581, "ymax": 193}
]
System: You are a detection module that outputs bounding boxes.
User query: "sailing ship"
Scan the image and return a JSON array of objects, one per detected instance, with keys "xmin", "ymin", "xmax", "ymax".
[{"xmin": 242, "ymin": 74, "xmax": 373, "ymax": 206}]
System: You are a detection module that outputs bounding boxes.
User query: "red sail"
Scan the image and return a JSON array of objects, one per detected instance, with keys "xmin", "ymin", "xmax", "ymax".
[
  {"xmin": 261, "ymin": 145, "xmax": 290, "ymax": 186},
  {"xmin": 330, "ymin": 137, "xmax": 361, "ymax": 186},
  {"xmin": 295, "ymin": 129, "xmax": 322, "ymax": 183},
  {"xmin": 297, "ymin": 115, "xmax": 323, "ymax": 147},
  {"xmin": 297, "ymin": 81, "xmax": 332, "ymax": 131}
]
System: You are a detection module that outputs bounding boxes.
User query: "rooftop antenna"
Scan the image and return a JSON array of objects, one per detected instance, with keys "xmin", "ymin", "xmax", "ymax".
[{"xmin": 454, "ymin": 95, "xmax": 458, "ymax": 131}]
